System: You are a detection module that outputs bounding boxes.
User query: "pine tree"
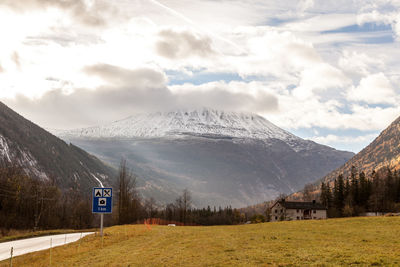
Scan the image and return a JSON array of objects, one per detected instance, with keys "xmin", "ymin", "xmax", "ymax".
[
  {"xmin": 320, "ymin": 182, "xmax": 332, "ymax": 208},
  {"xmin": 359, "ymin": 171, "xmax": 368, "ymax": 208},
  {"xmin": 334, "ymin": 175, "xmax": 345, "ymax": 214},
  {"xmin": 351, "ymin": 176, "xmax": 359, "ymax": 206}
]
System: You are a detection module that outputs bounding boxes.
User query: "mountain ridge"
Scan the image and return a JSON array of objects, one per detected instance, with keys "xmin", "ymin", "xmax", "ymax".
[
  {"xmin": 319, "ymin": 115, "xmax": 400, "ymax": 185},
  {"xmin": 0, "ymin": 101, "xmax": 116, "ymax": 192}
]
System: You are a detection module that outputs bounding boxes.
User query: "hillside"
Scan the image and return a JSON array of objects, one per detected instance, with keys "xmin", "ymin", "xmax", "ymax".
[
  {"xmin": 55, "ymin": 108, "xmax": 353, "ymax": 207},
  {"xmin": 0, "ymin": 101, "xmax": 116, "ymax": 192},
  {"xmin": 320, "ymin": 115, "xmax": 400, "ymax": 184},
  {"xmin": 6, "ymin": 217, "xmax": 400, "ymax": 266}
]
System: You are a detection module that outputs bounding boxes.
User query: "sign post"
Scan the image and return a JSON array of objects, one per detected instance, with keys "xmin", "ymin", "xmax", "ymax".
[{"xmin": 92, "ymin": 187, "xmax": 113, "ymax": 237}]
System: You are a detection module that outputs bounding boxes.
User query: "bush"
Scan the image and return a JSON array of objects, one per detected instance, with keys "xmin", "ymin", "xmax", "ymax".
[{"xmin": 250, "ymin": 214, "xmax": 266, "ymax": 223}]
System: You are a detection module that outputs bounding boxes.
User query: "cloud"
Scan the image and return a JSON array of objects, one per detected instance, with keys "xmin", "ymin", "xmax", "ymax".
[
  {"xmin": 156, "ymin": 29, "xmax": 215, "ymax": 59},
  {"xmin": 11, "ymin": 51, "xmax": 21, "ymax": 69},
  {"xmin": 267, "ymin": 93, "xmax": 400, "ymax": 133},
  {"xmin": 309, "ymin": 133, "xmax": 378, "ymax": 152},
  {"xmin": 0, "ymin": 0, "xmax": 118, "ymax": 27},
  {"xmin": 357, "ymin": 8, "xmax": 400, "ymax": 40},
  {"xmin": 170, "ymin": 81, "xmax": 279, "ymax": 113},
  {"xmin": 293, "ymin": 63, "xmax": 350, "ymax": 100},
  {"xmin": 338, "ymin": 50, "xmax": 386, "ymax": 77},
  {"xmin": 3, "ymin": 65, "xmax": 279, "ymax": 129},
  {"xmin": 1, "ymin": 0, "xmax": 400, "ymax": 153},
  {"xmin": 310, "ymin": 133, "xmax": 377, "ymax": 145},
  {"xmin": 347, "ymin": 73, "xmax": 397, "ymax": 104},
  {"xmin": 297, "ymin": 0, "xmax": 314, "ymax": 13},
  {"xmin": 3, "ymin": 71, "xmax": 173, "ymax": 129},
  {"xmin": 83, "ymin": 64, "xmax": 167, "ymax": 88}
]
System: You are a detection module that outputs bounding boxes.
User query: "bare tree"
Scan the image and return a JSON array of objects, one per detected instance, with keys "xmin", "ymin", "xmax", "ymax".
[
  {"xmin": 182, "ymin": 189, "xmax": 192, "ymax": 224},
  {"xmin": 117, "ymin": 160, "xmax": 140, "ymax": 224},
  {"xmin": 144, "ymin": 197, "xmax": 156, "ymax": 218},
  {"xmin": 303, "ymin": 183, "xmax": 315, "ymax": 201}
]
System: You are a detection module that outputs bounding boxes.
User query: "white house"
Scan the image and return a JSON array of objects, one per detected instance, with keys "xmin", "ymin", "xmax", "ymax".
[{"xmin": 270, "ymin": 199, "xmax": 327, "ymax": 221}]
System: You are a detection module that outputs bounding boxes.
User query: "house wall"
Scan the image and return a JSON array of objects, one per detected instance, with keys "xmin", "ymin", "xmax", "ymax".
[
  {"xmin": 313, "ymin": 209, "xmax": 327, "ymax": 219},
  {"xmin": 270, "ymin": 203, "xmax": 327, "ymax": 221},
  {"xmin": 271, "ymin": 203, "xmax": 285, "ymax": 222},
  {"xmin": 285, "ymin": 209, "xmax": 327, "ymax": 220},
  {"xmin": 286, "ymin": 209, "xmax": 302, "ymax": 220}
]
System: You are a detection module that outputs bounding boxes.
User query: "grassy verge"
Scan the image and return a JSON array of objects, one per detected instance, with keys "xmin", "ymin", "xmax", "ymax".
[
  {"xmin": 2, "ymin": 217, "xmax": 400, "ymax": 266},
  {"xmin": 0, "ymin": 229, "xmax": 96, "ymax": 243}
]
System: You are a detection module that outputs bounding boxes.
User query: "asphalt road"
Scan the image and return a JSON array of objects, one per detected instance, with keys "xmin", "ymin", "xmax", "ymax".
[{"xmin": 0, "ymin": 232, "xmax": 93, "ymax": 261}]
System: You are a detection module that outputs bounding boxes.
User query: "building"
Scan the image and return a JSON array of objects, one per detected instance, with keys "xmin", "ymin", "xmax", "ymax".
[{"xmin": 270, "ymin": 199, "xmax": 327, "ymax": 222}]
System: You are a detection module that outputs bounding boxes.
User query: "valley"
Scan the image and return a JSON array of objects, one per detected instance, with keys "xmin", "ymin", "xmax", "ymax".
[{"xmin": 55, "ymin": 109, "xmax": 353, "ymax": 207}]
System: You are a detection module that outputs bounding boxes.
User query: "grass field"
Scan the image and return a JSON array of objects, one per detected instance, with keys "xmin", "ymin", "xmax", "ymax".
[{"xmin": 2, "ymin": 216, "xmax": 400, "ymax": 266}]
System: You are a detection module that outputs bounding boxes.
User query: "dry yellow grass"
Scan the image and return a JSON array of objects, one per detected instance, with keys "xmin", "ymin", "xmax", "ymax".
[{"xmin": 2, "ymin": 216, "xmax": 400, "ymax": 266}]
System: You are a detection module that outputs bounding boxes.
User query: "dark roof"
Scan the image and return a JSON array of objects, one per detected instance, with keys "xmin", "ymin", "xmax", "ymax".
[{"xmin": 272, "ymin": 200, "xmax": 326, "ymax": 210}]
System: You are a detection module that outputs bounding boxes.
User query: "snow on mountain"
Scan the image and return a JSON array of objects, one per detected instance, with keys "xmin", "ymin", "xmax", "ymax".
[
  {"xmin": 0, "ymin": 101, "xmax": 116, "ymax": 192},
  {"xmin": 0, "ymin": 134, "xmax": 49, "ymax": 180},
  {"xmin": 53, "ymin": 108, "xmax": 354, "ymax": 207},
  {"xmin": 57, "ymin": 109, "xmax": 314, "ymax": 151}
]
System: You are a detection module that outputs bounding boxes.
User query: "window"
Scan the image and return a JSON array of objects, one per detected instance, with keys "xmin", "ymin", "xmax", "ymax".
[
  {"xmin": 275, "ymin": 209, "xmax": 277, "ymax": 213},
  {"xmin": 297, "ymin": 216, "xmax": 300, "ymax": 220},
  {"xmin": 296, "ymin": 209, "xmax": 299, "ymax": 213},
  {"xmin": 275, "ymin": 216, "xmax": 278, "ymax": 220},
  {"xmin": 313, "ymin": 210, "xmax": 316, "ymax": 214},
  {"xmin": 280, "ymin": 209, "xmax": 283, "ymax": 213}
]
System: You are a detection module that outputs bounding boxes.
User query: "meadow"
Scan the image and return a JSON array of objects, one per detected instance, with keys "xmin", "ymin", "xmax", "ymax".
[{"xmin": 2, "ymin": 216, "xmax": 400, "ymax": 266}]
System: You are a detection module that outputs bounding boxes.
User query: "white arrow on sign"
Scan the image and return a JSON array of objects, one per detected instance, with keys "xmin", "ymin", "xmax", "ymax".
[{"xmin": 94, "ymin": 189, "xmax": 102, "ymax": 197}]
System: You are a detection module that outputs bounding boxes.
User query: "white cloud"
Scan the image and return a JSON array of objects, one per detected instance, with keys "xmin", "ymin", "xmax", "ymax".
[
  {"xmin": 338, "ymin": 50, "xmax": 386, "ymax": 77},
  {"xmin": 347, "ymin": 73, "xmax": 397, "ymax": 104},
  {"xmin": 357, "ymin": 5, "xmax": 400, "ymax": 40},
  {"xmin": 310, "ymin": 133, "xmax": 377, "ymax": 145},
  {"xmin": 293, "ymin": 63, "xmax": 350, "ymax": 100},
  {"xmin": 1, "ymin": 0, "xmax": 400, "ymax": 152},
  {"xmin": 309, "ymin": 133, "xmax": 378, "ymax": 152},
  {"xmin": 156, "ymin": 29, "xmax": 215, "ymax": 59},
  {"xmin": 284, "ymin": 14, "xmax": 356, "ymax": 32}
]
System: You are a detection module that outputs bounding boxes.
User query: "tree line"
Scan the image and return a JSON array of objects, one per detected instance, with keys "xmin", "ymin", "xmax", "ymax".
[
  {"xmin": 0, "ymin": 161, "xmax": 249, "ymax": 232},
  {"xmin": 319, "ymin": 166, "xmax": 400, "ymax": 217},
  {"xmin": 116, "ymin": 161, "xmax": 247, "ymax": 226},
  {"xmin": 6, "ymin": 159, "xmax": 398, "ymax": 232},
  {"xmin": 0, "ymin": 165, "xmax": 93, "ymax": 231}
]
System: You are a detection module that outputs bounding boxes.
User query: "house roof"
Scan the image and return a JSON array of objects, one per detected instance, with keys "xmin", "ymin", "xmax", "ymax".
[{"xmin": 271, "ymin": 200, "xmax": 326, "ymax": 210}]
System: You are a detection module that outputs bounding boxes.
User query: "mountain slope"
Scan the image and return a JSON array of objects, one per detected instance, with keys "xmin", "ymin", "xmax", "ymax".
[
  {"xmin": 320, "ymin": 115, "xmax": 400, "ymax": 184},
  {"xmin": 56, "ymin": 108, "xmax": 353, "ymax": 207},
  {"xmin": 0, "ymin": 101, "xmax": 116, "ymax": 192},
  {"xmin": 59, "ymin": 109, "xmax": 317, "ymax": 151}
]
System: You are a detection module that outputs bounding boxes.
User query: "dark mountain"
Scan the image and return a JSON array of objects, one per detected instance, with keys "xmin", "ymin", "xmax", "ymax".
[
  {"xmin": 0, "ymin": 101, "xmax": 116, "ymax": 192},
  {"xmin": 55, "ymin": 109, "xmax": 353, "ymax": 207},
  {"xmin": 319, "ymin": 115, "xmax": 400, "ymax": 185}
]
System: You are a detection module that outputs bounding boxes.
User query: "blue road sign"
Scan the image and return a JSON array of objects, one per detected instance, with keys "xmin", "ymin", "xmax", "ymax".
[{"xmin": 92, "ymin": 187, "xmax": 113, "ymax": 213}]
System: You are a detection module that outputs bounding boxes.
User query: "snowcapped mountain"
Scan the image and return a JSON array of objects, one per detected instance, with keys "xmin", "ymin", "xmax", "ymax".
[
  {"xmin": 55, "ymin": 108, "xmax": 354, "ymax": 207},
  {"xmin": 59, "ymin": 109, "xmax": 314, "ymax": 151}
]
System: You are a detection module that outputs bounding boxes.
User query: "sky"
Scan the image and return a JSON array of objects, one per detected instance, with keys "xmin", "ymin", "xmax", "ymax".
[{"xmin": 0, "ymin": 0, "xmax": 400, "ymax": 153}]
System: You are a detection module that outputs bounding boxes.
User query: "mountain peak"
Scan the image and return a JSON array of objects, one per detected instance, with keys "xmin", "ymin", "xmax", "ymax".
[{"xmin": 57, "ymin": 108, "xmax": 302, "ymax": 144}]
